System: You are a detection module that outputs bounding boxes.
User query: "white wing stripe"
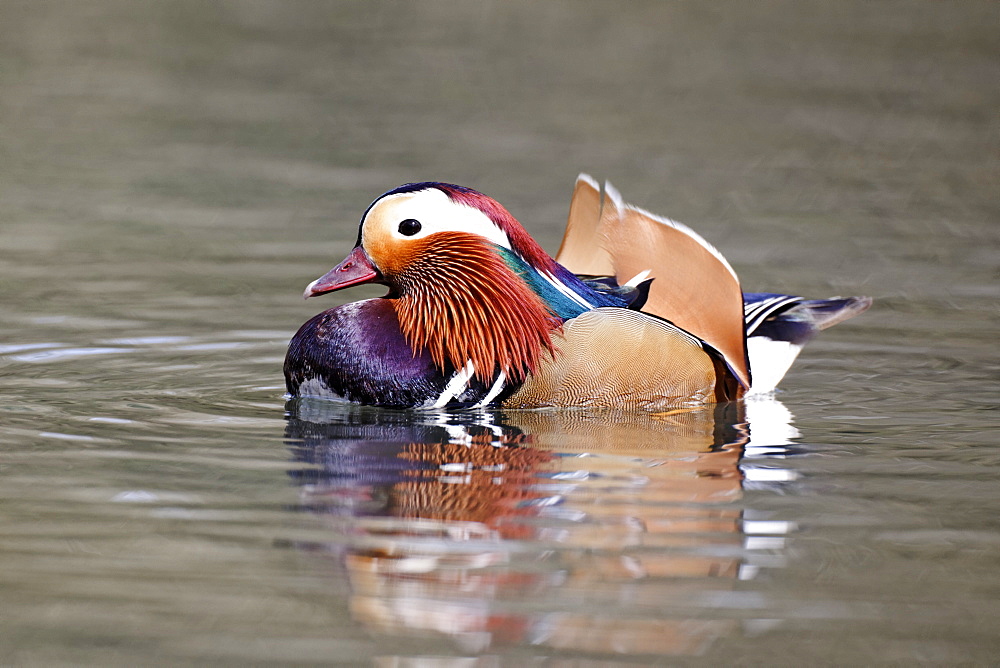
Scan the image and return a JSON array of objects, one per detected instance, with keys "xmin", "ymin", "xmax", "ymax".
[
  {"xmin": 473, "ymin": 370, "xmax": 507, "ymax": 408},
  {"xmin": 427, "ymin": 360, "xmax": 475, "ymax": 409}
]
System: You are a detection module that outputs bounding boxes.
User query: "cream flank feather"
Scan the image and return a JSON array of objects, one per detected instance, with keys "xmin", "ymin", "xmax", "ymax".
[
  {"xmin": 505, "ymin": 308, "xmax": 719, "ymax": 411},
  {"xmin": 555, "ymin": 175, "xmax": 751, "ymax": 390}
]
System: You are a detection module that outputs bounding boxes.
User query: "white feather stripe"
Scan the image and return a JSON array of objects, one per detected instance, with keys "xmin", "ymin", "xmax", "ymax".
[
  {"xmin": 540, "ymin": 270, "xmax": 594, "ymax": 309},
  {"xmin": 623, "ymin": 269, "xmax": 652, "ymax": 287},
  {"xmin": 473, "ymin": 370, "xmax": 507, "ymax": 408},
  {"xmin": 744, "ymin": 295, "xmax": 793, "ymax": 318},
  {"xmin": 426, "ymin": 360, "xmax": 475, "ymax": 409},
  {"xmin": 745, "ymin": 296, "xmax": 800, "ymax": 335}
]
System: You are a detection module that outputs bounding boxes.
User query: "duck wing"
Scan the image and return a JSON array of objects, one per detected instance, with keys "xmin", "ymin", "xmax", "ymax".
[
  {"xmin": 555, "ymin": 175, "xmax": 750, "ymax": 390},
  {"xmin": 554, "ymin": 174, "xmax": 615, "ymax": 278}
]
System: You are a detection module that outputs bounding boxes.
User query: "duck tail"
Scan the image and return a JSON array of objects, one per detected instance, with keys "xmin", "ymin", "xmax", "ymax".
[{"xmin": 745, "ymin": 294, "xmax": 872, "ymax": 395}]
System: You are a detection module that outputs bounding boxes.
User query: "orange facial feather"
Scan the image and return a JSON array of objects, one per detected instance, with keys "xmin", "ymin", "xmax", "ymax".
[{"xmin": 386, "ymin": 232, "xmax": 560, "ymax": 381}]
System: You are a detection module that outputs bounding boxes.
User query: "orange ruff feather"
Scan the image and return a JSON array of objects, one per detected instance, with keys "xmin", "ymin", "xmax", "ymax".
[{"xmin": 388, "ymin": 232, "xmax": 560, "ymax": 381}]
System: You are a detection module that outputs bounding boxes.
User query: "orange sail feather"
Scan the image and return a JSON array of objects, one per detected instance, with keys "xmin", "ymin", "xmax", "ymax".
[{"xmin": 556, "ymin": 175, "xmax": 750, "ymax": 389}]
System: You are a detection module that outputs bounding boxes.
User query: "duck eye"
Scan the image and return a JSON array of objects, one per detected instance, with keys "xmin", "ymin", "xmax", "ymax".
[{"xmin": 397, "ymin": 219, "xmax": 422, "ymax": 236}]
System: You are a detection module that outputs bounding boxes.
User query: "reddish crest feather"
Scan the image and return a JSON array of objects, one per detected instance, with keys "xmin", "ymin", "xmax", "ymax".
[
  {"xmin": 436, "ymin": 185, "xmax": 558, "ymax": 273},
  {"xmin": 388, "ymin": 232, "xmax": 560, "ymax": 382}
]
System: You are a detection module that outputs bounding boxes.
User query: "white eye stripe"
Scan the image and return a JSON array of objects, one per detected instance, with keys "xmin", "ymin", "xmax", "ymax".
[{"xmin": 365, "ymin": 189, "xmax": 512, "ymax": 249}]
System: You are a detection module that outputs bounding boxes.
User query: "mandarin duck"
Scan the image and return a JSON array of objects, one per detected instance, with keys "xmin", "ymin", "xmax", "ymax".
[{"xmin": 284, "ymin": 175, "xmax": 871, "ymax": 410}]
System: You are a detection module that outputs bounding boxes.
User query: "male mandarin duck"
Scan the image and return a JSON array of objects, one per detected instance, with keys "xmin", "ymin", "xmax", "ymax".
[{"xmin": 284, "ymin": 175, "xmax": 871, "ymax": 410}]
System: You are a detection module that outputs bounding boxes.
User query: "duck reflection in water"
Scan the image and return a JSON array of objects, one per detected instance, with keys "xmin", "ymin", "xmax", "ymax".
[{"xmin": 285, "ymin": 399, "xmax": 794, "ymax": 658}]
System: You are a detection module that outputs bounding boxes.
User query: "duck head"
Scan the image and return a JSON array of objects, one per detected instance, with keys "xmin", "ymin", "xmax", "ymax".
[{"xmin": 303, "ymin": 183, "xmax": 569, "ymax": 381}]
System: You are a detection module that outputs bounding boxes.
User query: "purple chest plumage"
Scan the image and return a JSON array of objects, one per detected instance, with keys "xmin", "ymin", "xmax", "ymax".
[{"xmin": 284, "ymin": 298, "xmax": 508, "ymax": 409}]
